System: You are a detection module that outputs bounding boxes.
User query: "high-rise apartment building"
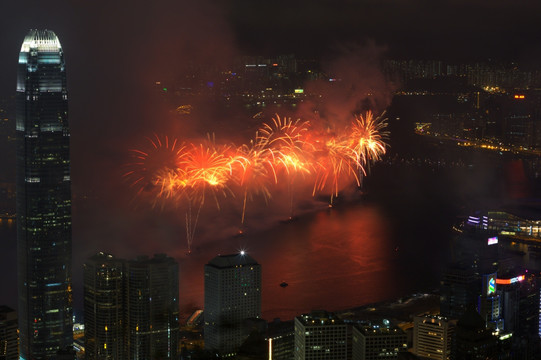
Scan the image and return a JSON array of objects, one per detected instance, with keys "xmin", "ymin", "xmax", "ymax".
[
  {"xmin": 16, "ymin": 29, "xmax": 73, "ymax": 359},
  {"xmin": 352, "ymin": 320, "xmax": 407, "ymax": 360},
  {"xmin": 125, "ymin": 254, "xmax": 179, "ymax": 360},
  {"xmin": 204, "ymin": 252, "xmax": 262, "ymax": 356},
  {"xmin": 83, "ymin": 253, "xmax": 125, "ymax": 360},
  {"xmin": 84, "ymin": 253, "xmax": 179, "ymax": 360},
  {"xmin": 413, "ymin": 314, "xmax": 455, "ymax": 360},
  {"xmin": 294, "ymin": 311, "xmax": 348, "ymax": 360}
]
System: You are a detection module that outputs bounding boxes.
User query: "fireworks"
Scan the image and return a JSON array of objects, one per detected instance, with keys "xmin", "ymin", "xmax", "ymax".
[
  {"xmin": 124, "ymin": 134, "xmax": 185, "ymax": 199},
  {"xmin": 126, "ymin": 112, "xmax": 388, "ymax": 250},
  {"xmin": 349, "ymin": 111, "xmax": 388, "ymax": 176}
]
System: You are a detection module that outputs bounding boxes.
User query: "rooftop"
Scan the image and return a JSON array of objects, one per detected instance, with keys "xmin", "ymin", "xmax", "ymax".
[
  {"xmin": 354, "ymin": 319, "xmax": 405, "ymax": 336},
  {"xmin": 20, "ymin": 29, "xmax": 62, "ymax": 53},
  {"xmin": 207, "ymin": 253, "xmax": 259, "ymax": 269},
  {"xmin": 296, "ymin": 310, "xmax": 344, "ymax": 326}
]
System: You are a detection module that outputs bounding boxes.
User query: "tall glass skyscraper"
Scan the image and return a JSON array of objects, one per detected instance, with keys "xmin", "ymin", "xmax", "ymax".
[
  {"xmin": 16, "ymin": 29, "xmax": 73, "ymax": 359},
  {"xmin": 84, "ymin": 253, "xmax": 124, "ymax": 360}
]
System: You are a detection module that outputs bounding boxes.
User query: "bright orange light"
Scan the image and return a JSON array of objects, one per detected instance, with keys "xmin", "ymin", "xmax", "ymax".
[
  {"xmin": 127, "ymin": 112, "xmax": 388, "ymax": 249},
  {"xmin": 496, "ymin": 275, "xmax": 525, "ymax": 284},
  {"xmin": 514, "ymin": 95, "xmax": 525, "ymax": 99}
]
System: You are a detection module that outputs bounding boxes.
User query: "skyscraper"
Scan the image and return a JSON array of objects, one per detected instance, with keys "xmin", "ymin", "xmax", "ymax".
[
  {"xmin": 294, "ymin": 311, "xmax": 348, "ymax": 360},
  {"xmin": 352, "ymin": 319, "xmax": 407, "ymax": 360},
  {"xmin": 83, "ymin": 253, "xmax": 179, "ymax": 360},
  {"xmin": 125, "ymin": 254, "xmax": 179, "ymax": 360},
  {"xmin": 16, "ymin": 29, "xmax": 73, "ymax": 359},
  {"xmin": 84, "ymin": 253, "xmax": 124, "ymax": 360},
  {"xmin": 204, "ymin": 252, "xmax": 262, "ymax": 356},
  {"xmin": 413, "ymin": 314, "xmax": 455, "ymax": 360},
  {"xmin": 454, "ymin": 307, "xmax": 498, "ymax": 360},
  {"xmin": 440, "ymin": 262, "xmax": 479, "ymax": 319}
]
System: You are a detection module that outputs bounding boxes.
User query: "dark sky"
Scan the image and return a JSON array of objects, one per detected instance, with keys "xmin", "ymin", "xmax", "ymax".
[
  {"xmin": 2, "ymin": 0, "xmax": 541, "ymax": 97},
  {"xmin": 0, "ymin": 0, "xmax": 538, "ymax": 225},
  {"xmin": 1, "ymin": 0, "xmax": 540, "ymax": 315},
  {"xmin": 0, "ymin": 3, "xmax": 534, "ymax": 238}
]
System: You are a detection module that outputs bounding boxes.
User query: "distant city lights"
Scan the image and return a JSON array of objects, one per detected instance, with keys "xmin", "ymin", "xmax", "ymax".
[{"xmin": 487, "ymin": 237, "xmax": 498, "ymax": 245}]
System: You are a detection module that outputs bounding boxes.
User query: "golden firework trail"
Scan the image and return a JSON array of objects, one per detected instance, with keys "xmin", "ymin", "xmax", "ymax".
[{"xmin": 127, "ymin": 112, "xmax": 388, "ymax": 249}]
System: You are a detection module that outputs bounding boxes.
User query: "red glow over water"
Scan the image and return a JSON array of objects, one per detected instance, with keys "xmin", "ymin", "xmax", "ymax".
[{"xmin": 177, "ymin": 203, "xmax": 400, "ymax": 320}]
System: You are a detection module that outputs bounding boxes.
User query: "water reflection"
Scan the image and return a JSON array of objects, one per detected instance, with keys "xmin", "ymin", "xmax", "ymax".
[{"xmin": 178, "ymin": 203, "xmax": 405, "ymax": 320}]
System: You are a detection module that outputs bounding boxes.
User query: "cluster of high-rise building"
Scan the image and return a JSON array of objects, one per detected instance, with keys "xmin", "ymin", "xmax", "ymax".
[
  {"xmin": 84, "ymin": 253, "xmax": 179, "ymax": 360},
  {"xmin": 152, "ymin": 55, "xmax": 541, "ymax": 152},
  {"xmin": 384, "ymin": 59, "xmax": 541, "ymax": 89},
  {"xmin": 6, "ymin": 28, "xmax": 541, "ymax": 360}
]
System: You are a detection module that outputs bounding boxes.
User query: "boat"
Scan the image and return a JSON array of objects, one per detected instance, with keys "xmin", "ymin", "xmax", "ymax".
[{"xmin": 280, "ymin": 281, "xmax": 288, "ymax": 288}]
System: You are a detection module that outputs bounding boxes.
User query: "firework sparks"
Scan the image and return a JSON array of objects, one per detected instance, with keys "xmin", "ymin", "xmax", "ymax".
[
  {"xmin": 349, "ymin": 111, "xmax": 388, "ymax": 177},
  {"xmin": 127, "ymin": 111, "xmax": 388, "ymax": 249},
  {"xmin": 124, "ymin": 134, "xmax": 185, "ymax": 199}
]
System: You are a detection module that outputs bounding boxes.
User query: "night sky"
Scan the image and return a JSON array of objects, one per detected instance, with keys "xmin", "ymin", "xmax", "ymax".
[{"xmin": 1, "ymin": 0, "xmax": 541, "ymax": 315}]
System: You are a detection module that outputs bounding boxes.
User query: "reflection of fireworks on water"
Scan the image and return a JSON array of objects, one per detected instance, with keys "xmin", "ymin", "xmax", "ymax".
[{"xmin": 127, "ymin": 112, "xmax": 388, "ymax": 250}]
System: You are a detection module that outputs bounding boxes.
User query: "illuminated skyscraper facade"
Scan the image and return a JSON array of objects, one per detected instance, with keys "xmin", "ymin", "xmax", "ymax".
[
  {"xmin": 294, "ymin": 311, "xmax": 348, "ymax": 360},
  {"xmin": 413, "ymin": 315, "xmax": 455, "ymax": 360},
  {"xmin": 16, "ymin": 29, "xmax": 73, "ymax": 359},
  {"xmin": 84, "ymin": 253, "xmax": 124, "ymax": 360}
]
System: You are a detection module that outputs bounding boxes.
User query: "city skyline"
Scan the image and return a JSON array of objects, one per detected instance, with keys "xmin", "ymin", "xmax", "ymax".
[
  {"xmin": 0, "ymin": 0, "xmax": 539, "ymax": 263},
  {"xmin": 1, "ymin": 2, "xmax": 541, "ymax": 358}
]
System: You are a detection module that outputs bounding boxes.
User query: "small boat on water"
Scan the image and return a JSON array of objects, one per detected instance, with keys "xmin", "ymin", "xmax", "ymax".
[{"xmin": 280, "ymin": 281, "xmax": 289, "ymax": 288}]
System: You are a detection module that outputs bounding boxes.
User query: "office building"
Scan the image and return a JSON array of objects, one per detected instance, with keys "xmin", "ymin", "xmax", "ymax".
[
  {"xmin": 352, "ymin": 319, "xmax": 407, "ymax": 360},
  {"xmin": 477, "ymin": 273, "xmax": 503, "ymax": 331},
  {"xmin": 267, "ymin": 319, "xmax": 294, "ymax": 360},
  {"xmin": 204, "ymin": 252, "xmax": 262, "ymax": 356},
  {"xmin": 83, "ymin": 253, "xmax": 124, "ymax": 360},
  {"xmin": 413, "ymin": 314, "xmax": 455, "ymax": 360},
  {"xmin": 498, "ymin": 273, "xmax": 541, "ymax": 358},
  {"xmin": 454, "ymin": 306, "xmax": 498, "ymax": 360},
  {"xmin": 16, "ymin": 29, "xmax": 73, "ymax": 359},
  {"xmin": 294, "ymin": 311, "xmax": 347, "ymax": 360},
  {"xmin": 125, "ymin": 254, "xmax": 179, "ymax": 360},
  {"xmin": 0, "ymin": 306, "xmax": 17, "ymax": 360},
  {"xmin": 84, "ymin": 253, "xmax": 179, "ymax": 360},
  {"xmin": 440, "ymin": 263, "xmax": 479, "ymax": 319}
]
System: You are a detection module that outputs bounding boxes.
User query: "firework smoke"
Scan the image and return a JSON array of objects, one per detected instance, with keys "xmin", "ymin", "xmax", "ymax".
[{"xmin": 126, "ymin": 112, "xmax": 388, "ymax": 250}]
